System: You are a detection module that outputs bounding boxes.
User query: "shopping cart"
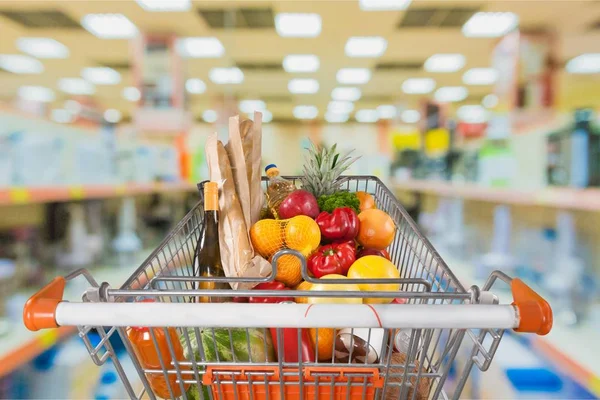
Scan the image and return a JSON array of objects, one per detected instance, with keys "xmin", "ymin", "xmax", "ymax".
[{"xmin": 24, "ymin": 176, "xmax": 552, "ymax": 400}]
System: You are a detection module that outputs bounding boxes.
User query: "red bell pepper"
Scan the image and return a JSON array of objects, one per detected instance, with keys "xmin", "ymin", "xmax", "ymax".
[
  {"xmin": 315, "ymin": 207, "xmax": 359, "ymax": 242},
  {"xmin": 357, "ymin": 247, "xmax": 391, "ymax": 260},
  {"xmin": 307, "ymin": 241, "xmax": 356, "ymax": 278},
  {"xmin": 248, "ymin": 281, "xmax": 293, "ymax": 303}
]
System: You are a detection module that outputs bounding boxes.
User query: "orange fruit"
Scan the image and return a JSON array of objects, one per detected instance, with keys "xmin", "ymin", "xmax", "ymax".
[
  {"xmin": 284, "ymin": 216, "xmax": 321, "ymax": 255},
  {"xmin": 309, "ymin": 327, "xmax": 335, "ymax": 361},
  {"xmin": 272, "ymin": 253, "xmax": 303, "ymax": 287},
  {"xmin": 356, "ymin": 191, "xmax": 376, "ymax": 212},
  {"xmin": 250, "ymin": 219, "xmax": 284, "ymax": 258},
  {"xmin": 295, "ymin": 281, "xmax": 312, "ymax": 304},
  {"xmin": 357, "ymin": 209, "xmax": 396, "ymax": 250},
  {"xmin": 347, "ymin": 256, "xmax": 400, "ymax": 304},
  {"xmin": 307, "ymin": 274, "xmax": 362, "ymax": 304}
]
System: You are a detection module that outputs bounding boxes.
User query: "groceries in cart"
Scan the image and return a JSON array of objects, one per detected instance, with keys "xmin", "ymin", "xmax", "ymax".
[{"xmin": 23, "ymin": 112, "xmax": 552, "ymax": 400}]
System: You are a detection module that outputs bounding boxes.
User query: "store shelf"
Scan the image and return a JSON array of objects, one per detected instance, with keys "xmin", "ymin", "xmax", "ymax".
[
  {"xmin": 0, "ymin": 252, "xmax": 152, "ymax": 378},
  {"xmin": 392, "ymin": 179, "xmax": 600, "ymax": 212},
  {"xmin": 445, "ymin": 256, "xmax": 600, "ymax": 397},
  {"xmin": 0, "ymin": 181, "xmax": 198, "ymax": 206}
]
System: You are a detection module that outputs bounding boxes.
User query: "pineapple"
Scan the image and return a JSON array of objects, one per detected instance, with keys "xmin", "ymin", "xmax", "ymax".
[{"xmin": 301, "ymin": 141, "xmax": 360, "ymax": 198}]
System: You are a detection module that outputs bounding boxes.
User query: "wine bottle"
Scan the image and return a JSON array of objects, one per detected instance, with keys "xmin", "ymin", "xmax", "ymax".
[{"xmin": 193, "ymin": 181, "xmax": 229, "ymax": 303}]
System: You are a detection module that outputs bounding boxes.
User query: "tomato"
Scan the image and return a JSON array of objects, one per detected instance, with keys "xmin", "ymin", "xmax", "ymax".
[
  {"xmin": 307, "ymin": 274, "xmax": 362, "ymax": 304},
  {"xmin": 356, "ymin": 191, "xmax": 376, "ymax": 212},
  {"xmin": 357, "ymin": 209, "xmax": 396, "ymax": 250},
  {"xmin": 347, "ymin": 256, "xmax": 400, "ymax": 304}
]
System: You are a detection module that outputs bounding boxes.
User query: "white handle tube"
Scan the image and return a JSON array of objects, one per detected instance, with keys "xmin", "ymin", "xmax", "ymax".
[{"xmin": 55, "ymin": 303, "xmax": 518, "ymax": 330}]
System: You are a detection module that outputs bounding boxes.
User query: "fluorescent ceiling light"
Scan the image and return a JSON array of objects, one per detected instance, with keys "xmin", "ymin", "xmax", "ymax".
[
  {"xmin": 293, "ymin": 105, "xmax": 318, "ymax": 120},
  {"xmin": 457, "ymin": 105, "xmax": 488, "ymax": 123},
  {"xmin": 328, "ymin": 101, "xmax": 354, "ymax": 114},
  {"xmin": 336, "ymin": 68, "xmax": 371, "ymax": 84},
  {"xmin": 64, "ymin": 100, "xmax": 82, "ymax": 114},
  {"xmin": 185, "ymin": 78, "xmax": 206, "ymax": 94},
  {"xmin": 275, "ymin": 13, "xmax": 322, "ymax": 38},
  {"xmin": 402, "ymin": 78, "xmax": 436, "ymax": 94},
  {"xmin": 377, "ymin": 104, "xmax": 397, "ymax": 119},
  {"xmin": 401, "ymin": 109, "xmax": 421, "ymax": 123},
  {"xmin": 435, "ymin": 86, "xmax": 468, "ymax": 103},
  {"xmin": 104, "ymin": 109, "xmax": 122, "ymax": 123},
  {"xmin": 136, "ymin": 0, "xmax": 191, "ymax": 11},
  {"xmin": 51, "ymin": 109, "xmax": 74, "ymax": 124},
  {"xmin": 462, "ymin": 12, "xmax": 519, "ymax": 38},
  {"xmin": 288, "ymin": 78, "xmax": 319, "ymax": 94},
  {"xmin": 239, "ymin": 100, "xmax": 266, "ymax": 114},
  {"xmin": 345, "ymin": 36, "xmax": 388, "ymax": 58},
  {"xmin": 424, "ymin": 53, "xmax": 465, "ymax": 73},
  {"xmin": 331, "ymin": 87, "xmax": 361, "ymax": 101},
  {"xmin": 262, "ymin": 110, "xmax": 273, "ymax": 123},
  {"xmin": 58, "ymin": 78, "xmax": 96, "ymax": 95},
  {"xmin": 203, "ymin": 110, "xmax": 218, "ymax": 123},
  {"xmin": 359, "ymin": 0, "xmax": 412, "ymax": 11},
  {"xmin": 81, "ymin": 67, "xmax": 121, "ymax": 85},
  {"xmin": 482, "ymin": 94, "xmax": 499, "ymax": 108},
  {"xmin": 566, "ymin": 53, "xmax": 600, "ymax": 74},
  {"xmin": 81, "ymin": 14, "xmax": 138, "ymax": 39},
  {"xmin": 0, "ymin": 54, "xmax": 43, "ymax": 74},
  {"xmin": 325, "ymin": 112, "xmax": 349, "ymax": 123},
  {"xmin": 176, "ymin": 37, "xmax": 224, "ymax": 58},
  {"xmin": 283, "ymin": 54, "xmax": 320, "ymax": 73},
  {"xmin": 122, "ymin": 86, "xmax": 141, "ymax": 102},
  {"xmin": 355, "ymin": 109, "xmax": 379, "ymax": 123},
  {"xmin": 18, "ymin": 86, "xmax": 55, "ymax": 103},
  {"xmin": 462, "ymin": 68, "xmax": 498, "ymax": 85},
  {"xmin": 17, "ymin": 38, "xmax": 69, "ymax": 59},
  {"xmin": 209, "ymin": 67, "xmax": 244, "ymax": 84}
]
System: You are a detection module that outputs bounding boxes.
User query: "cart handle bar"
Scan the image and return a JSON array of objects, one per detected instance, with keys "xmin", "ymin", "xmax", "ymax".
[{"xmin": 24, "ymin": 276, "xmax": 552, "ymax": 335}]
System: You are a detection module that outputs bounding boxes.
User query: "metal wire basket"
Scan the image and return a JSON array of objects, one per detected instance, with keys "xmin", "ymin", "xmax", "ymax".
[{"xmin": 24, "ymin": 176, "xmax": 552, "ymax": 400}]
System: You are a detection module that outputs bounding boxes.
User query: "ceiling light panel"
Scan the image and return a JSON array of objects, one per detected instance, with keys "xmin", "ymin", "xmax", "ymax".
[
  {"xmin": 355, "ymin": 109, "xmax": 379, "ymax": 123},
  {"xmin": 239, "ymin": 100, "xmax": 266, "ymax": 113},
  {"xmin": 185, "ymin": 78, "xmax": 206, "ymax": 94},
  {"xmin": 402, "ymin": 78, "xmax": 436, "ymax": 94},
  {"xmin": 325, "ymin": 112, "xmax": 349, "ymax": 123},
  {"xmin": 82, "ymin": 67, "xmax": 121, "ymax": 85},
  {"xmin": 331, "ymin": 87, "xmax": 361, "ymax": 101},
  {"xmin": 566, "ymin": 53, "xmax": 600, "ymax": 74},
  {"xmin": 176, "ymin": 37, "xmax": 224, "ymax": 58},
  {"xmin": 359, "ymin": 0, "xmax": 412, "ymax": 11},
  {"xmin": 462, "ymin": 12, "xmax": 519, "ymax": 38},
  {"xmin": 17, "ymin": 38, "xmax": 69, "ymax": 59},
  {"xmin": 482, "ymin": 94, "xmax": 499, "ymax": 108},
  {"xmin": 462, "ymin": 68, "xmax": 498, "ymax": 85},
  {"xmin": 275, "ymin": 13, "xmax": 322, "ymax": 38},
  {"xmin": 288, "ymin": 78, "xmax": 319, "ymax": 94},
  {"xmin": 203, "ymin": 110, "xmax": 218, "ymax": 123},
  {"xmin": 434, "ymin": 86, "xmax": 468, "ymax": 102},
  {"xmin": 52, "ymin": 109, "xmax": 74, "ymax": 124},
  {"xmin": 457, "ymin": 105, "xmax": 488, "ymax": 123},
  {"xmin": 58, "ymin": 78, "xmax": 96, "ymax": 95},
  {"xmin": 401, "ymin": 109, "xmax": 421, "ymax": 123},
  {"xmin": 0, "ymin": 54, "xmax": 44, "ymax": 74},
  {"xmin": 261, "ymin": 110, "xmax": 273, "ymax": 123},
  {"xmin": 336, "ymin": 68, "xmax": 371, "ymax": 84},
  {"xmin": 81, "ymin": 14, "xmax": 138, "ymax": 39},
  {"xmin": 136, "ymin": 0, "xmax": 191, "ymax": 11},
  {"xmin": 293, "ymin": 105, "xmax": 318, "ymax": 119},
  {"xmin": 328, "ymin": 101, "xmax": 354, "ymax": 114},
  {"xmin": 283, "ymin": 54, "xmax": 320, "ymax": 73},
  {"xmin": 209, "ymin": 67, "xmax": 244, "ymax": 84},
  {"xmin": 345, "ymin": 36, "xmax": 388, "ymax": 58},
  {"xmin": 377, "ymin": 105, "xmax": 397, "ymax": 119},
  {"xmin": 104, "ymin": 109, "xmax": 122, "ymax": 123},
  {"xmin": 424, "ymin": 53, "xmax": 465, "ymax": 73},
  {"xmin": 122, "ymin": 86, "xmax": 141, "ymax": 102},
  {"xmin": 18, "ymin": 86, "xmax": 55, "ymax": 102}
]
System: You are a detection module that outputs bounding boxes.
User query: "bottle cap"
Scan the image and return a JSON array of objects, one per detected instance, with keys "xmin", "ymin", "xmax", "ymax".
[
  {"xmin": 204, "ymin": 181, "xmax": 219, "ymax": 211},
  {"xmin": 265, "ymin": 164, "xmax": 279, "ymax": 177}
]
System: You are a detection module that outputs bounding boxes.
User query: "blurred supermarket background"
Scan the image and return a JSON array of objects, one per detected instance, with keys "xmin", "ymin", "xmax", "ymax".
[{"xmin": 0, "ymin": 0, "xmax": 600, "ymax": 398}]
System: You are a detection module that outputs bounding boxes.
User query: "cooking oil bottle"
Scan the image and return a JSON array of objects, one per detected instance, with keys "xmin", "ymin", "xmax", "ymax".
[{"xmin": 265, "ymin": 164, "xmax": 295, "ymax": 218}]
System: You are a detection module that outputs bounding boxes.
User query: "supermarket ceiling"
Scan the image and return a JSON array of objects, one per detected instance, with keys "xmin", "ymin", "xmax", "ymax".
[{"xmin": 1, "ymin": 0, "xmax": 600, "ymax": 122}]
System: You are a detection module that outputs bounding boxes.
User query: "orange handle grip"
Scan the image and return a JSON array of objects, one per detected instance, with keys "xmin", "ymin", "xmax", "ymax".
[
  {"xmin": 511, "ymin": 278, "xmax": 553, "ymax": 335},
  {"xmin": 23, "ymin": 277, "xmax": 66, "ymax": 331}
]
